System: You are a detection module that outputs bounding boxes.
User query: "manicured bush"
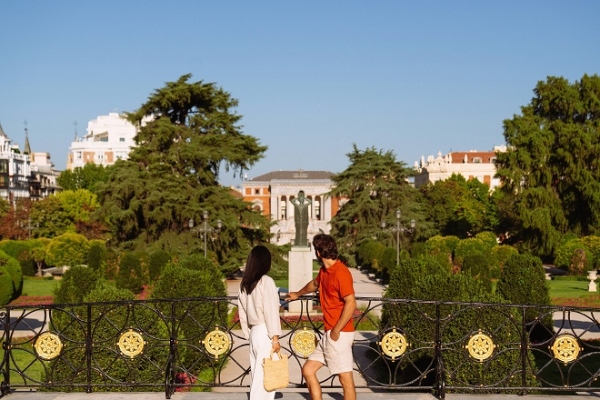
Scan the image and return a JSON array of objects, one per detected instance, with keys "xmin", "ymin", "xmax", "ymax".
[
  {"xmin": 475, "ymin": 231, "xmax": 499, "ymax": 249},
  {"xmin": 84, "ymin": 281, "xmax": 136, "ymax": 303},
  {"xmin": 580, "ymin": 235, "xmax": 600, "ymax": 269},
  {"xmin": 383, "ymin": 256, "xmax": 538, "ymax": 390},
  {"xmin": 0, "ymin": 250, "xmax": 23, "ymax": 299},
  {"xmin": 151, "ymin": 254, "xmax": 227, "ymax": 375},
  {"xmin": 496, "ymin": 253, "xmax": 552, "ymax": 340},
  {"xmin": 454, "ymin": 238, "xmax": 489, "ymax": 268},
  {"xmin": 0, "ymin": 239, "xmax": 36, "ymax": 276},
  {"xmin": 461, "ymin": 253, "xmax": 493, "ymax": 293},
  {"xmin": 0, "ymin": 268, "xmax": 14, "ymax": 305},
  {"xmin": 554, "ymin": 239, "xmax": 592, "ymax": 275},
  {"xmin": 87, "ymin": 240, "xmax": 106, "ymax": 271},
  {"xmin": 357, "ymin": 239, "xmax": 386, "ymax": 271},
  {"xmin": 491, "ymin": 245, "xmax": 518, "ymax": 272},
  {"xmin": 116, "ymin": 252, "xmax": 144, "ymax": 294},
  {"xmin": 53, "ymin": 265, "xmax": 99, "ymax": 305},
  {"xmin": 418, "ymin": 235, "xmax": 459, "ymax": 271},
  {"xmin": 148, "ymin": 249, "xmax": 171, "ymax": 282}
]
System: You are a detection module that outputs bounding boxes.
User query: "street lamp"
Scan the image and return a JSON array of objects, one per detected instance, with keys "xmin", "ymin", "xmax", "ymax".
[
  {"xmin": 381, "ymin": 210, "xmax": 416, "ymax": 266},
  {"xmin": 189, "ymin": 210, "xmax": 223, "ymax": 257}
]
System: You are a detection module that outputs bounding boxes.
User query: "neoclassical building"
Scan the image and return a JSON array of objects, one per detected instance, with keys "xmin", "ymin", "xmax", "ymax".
[
  {"xmin": 240, "ymin": 170, "xmax": 342, "ymax": 245},
  {"xmin": 413, "ymin": 146, "xmax": 506, "ymax": 190}
]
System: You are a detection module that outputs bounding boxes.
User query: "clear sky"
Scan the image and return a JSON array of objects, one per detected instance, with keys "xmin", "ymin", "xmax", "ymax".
[{"xmin": 1, "ymin": 1, "xmax": 598, "ymax": 187}]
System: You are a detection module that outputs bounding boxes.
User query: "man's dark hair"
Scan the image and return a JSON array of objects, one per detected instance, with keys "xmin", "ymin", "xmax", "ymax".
[{"xmin": 312, "ymin": 234, "xmax": 339, "ymax": 260}]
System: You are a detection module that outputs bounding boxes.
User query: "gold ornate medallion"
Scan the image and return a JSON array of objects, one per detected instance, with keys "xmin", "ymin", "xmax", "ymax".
[
  {"xmin": 551, "ymin": 334, "xmax": 581, "ymax": 364},
  {"xmin": 34, "ymin": 332, "xmax": 63, "ymax": 361},
  {"xmin": 118, "ymin": 329, "xmax": 145, "ymax": 359},
  {"xmin": 202, "ymin": 327, "xmax": 231, "ymax": 360},
  {"xmin": 378, "ymin": 328, "xmax": 408, "ymax": 361},
  {"xmin": 466, "ymin": 331, "xmax": 495, "ymax": 362},
  {"xmin": 292, "ymin": 328, "xmax": 317, "ymax": 358}
]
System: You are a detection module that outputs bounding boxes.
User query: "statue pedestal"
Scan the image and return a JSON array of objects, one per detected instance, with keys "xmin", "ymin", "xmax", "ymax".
[{"xmin": 288, "ymin": 246, "xmax": 314, "ymax": 314}]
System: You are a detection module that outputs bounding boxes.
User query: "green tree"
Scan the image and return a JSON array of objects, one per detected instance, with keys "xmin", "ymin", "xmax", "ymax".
[
  {"xmin": 57, "ymin": 163, "xmax": 110, "ymax": 194},
  {"xmin": 30, "ymin": 189, "xmax": 100, "ymax": 238},
  {"xmin": 97, "ymin": 74, "xmax": 269, "ymax": 264},
  {"xmin": 328, "ymin": 145, "xmax": 429, "ymax": 255},
  {"xmin": 45, "ymin": 232, "xmax": 90, "ymax": 267},
  {"xmin": 420, "ymin": 174, "xmax": 498, "ymax": 238},
  {"xmin": 495, "ymin": 74, "xmax": 600, "ymax": 259}
]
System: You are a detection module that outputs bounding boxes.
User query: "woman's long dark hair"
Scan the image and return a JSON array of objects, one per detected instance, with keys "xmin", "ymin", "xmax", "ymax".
[{"xmin": 240, "ymin": 245, "xmax": 272, "ymax": 295}]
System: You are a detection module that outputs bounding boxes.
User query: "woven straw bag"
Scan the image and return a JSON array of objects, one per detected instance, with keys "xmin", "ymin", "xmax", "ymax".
[{"xmin": 263, "ymin": 350, "xmax": 289, "ymax": 391}]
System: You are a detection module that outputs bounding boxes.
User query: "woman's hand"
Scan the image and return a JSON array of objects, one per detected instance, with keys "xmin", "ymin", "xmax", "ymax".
[{"xmin": 271, "ymin": 340, "xmax": 281, "ymax": 352}]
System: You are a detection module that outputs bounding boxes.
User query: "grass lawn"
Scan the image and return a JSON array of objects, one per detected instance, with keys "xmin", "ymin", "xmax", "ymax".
[
  {"xmin": 21, "ymin": 277, "xmax": 59, "ymax": 297},
  {"xmin": 548, "ymin": 279, "xmax": 600, "ymax": 307}
]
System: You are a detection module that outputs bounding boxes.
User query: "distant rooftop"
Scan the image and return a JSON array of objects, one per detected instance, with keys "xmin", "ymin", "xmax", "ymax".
[{"xmin": 248, "ymin": 170, "xmax": 334, "ymax": 181}]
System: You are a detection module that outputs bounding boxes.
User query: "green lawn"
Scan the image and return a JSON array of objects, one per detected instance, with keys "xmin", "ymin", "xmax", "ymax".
[
  {"xmin": 20, "ymin": 277, "xmax": 58, "ymax": 297},
  {"xmin": 548, "ymin": 279, "xmax": 593, "ymax": 298}
]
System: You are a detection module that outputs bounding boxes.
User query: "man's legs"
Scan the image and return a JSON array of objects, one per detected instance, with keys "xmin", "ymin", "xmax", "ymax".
[
  {"xmin": 337, "ymin": 371, "xmax": 356, "ymax": 400},
  {"xmin": 302, "ymin": 359, "xmax": 323, "ymax": 400}
]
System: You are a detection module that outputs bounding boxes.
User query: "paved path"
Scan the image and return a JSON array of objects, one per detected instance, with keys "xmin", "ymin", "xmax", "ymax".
[{"xmin": 2, "ymin": 390, "xmax": 596, "ymax": 399}]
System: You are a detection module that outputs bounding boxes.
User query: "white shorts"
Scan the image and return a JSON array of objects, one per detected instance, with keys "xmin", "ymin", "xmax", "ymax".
[{"xmin": 308, "ymin": 330, "xmax": 355, "ymax": 374}]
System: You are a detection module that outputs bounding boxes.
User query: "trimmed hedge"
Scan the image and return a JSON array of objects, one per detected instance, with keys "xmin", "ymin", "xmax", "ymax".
[{"xmin": 383, "ymin": 255, "xmax": 539, "ymax": 389}]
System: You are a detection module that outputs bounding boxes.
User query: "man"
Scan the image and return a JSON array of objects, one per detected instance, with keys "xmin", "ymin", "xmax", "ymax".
[{"xmin": 286, "ymin": 234, "xmax": 357, "ymax": 400}]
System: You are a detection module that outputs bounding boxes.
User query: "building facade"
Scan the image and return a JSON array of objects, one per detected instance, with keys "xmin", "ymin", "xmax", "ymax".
[
  {"xmin": 413, "ymin": 146, "xmax": 506, "ymax": 190},
  {"xmin": 67, "ymin": 112, "xmax": 140, "ymax": 170},
  {"xmin": 240, "ymin": 170, "xmax": 342, "ymax": 245},
  {"xmin": 0, "ymin": 123, "xmax": 59, "ymax": 203}
]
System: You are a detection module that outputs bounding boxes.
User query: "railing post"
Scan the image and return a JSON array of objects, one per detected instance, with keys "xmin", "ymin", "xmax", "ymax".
[
  {"xmin": 520, "ymin": 306, "xmax": 528, "ymax": 395},
  {"xmin": 1, "ymin": 309, "xmax": 10, "ymax": 396},
  {"xmin": 86, "ymin": 303, "xmax": 92, "ymax": 393},
  {"xmin": 434, "ymin": 302, "xmax": 445, "ymax": 400},
  {"xmin": 165, "ymin": 301, "xmax": 177, "ymax": 399}
]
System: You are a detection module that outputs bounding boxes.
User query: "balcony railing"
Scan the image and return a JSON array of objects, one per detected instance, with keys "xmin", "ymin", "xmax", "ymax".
[{"xmin": 2, "ymin": 296, "xmax": 600, "ymax": 399}]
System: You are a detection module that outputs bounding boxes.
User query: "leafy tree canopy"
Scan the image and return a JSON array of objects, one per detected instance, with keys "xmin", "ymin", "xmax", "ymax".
[
  {"xmin": 420, "ymin": 174, "xmax": 498, "ymax": 238},
  {"xmin": 328, "ymin": 145, "xmax": 431, "ymax": 254},
  {"xmin": 495, "ymin": 74, "xmax": 600, "ymax": 259},
  {"xmin": 97, "ymin": 74, "xmax": 269, "ymax": 263},
  {"xmin": 57, "ymin": 163, "xmax": 110, "ymax": 194},
  {"xmin": 30, "ymin": 189, "xmax": 99, "ymax": 238}
]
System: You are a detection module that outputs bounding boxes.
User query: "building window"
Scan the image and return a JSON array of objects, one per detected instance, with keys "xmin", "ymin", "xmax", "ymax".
[
  {"xmin": 280, "ymin": 196, "xmax": 287, "ymax": 220},
  {"xmin": 255, "ymin": 188, "xmax": 260, "ymax": 195},
  {"xmin": 472, "ymin": 157, "xmax": 482, "ymax": 163},
  {"xmin": 76, "ymin": 152, "xmax": 82, "ymax": 160},
  {"xmin": 119, "ymin": 138, "xmax": 125, "ymax": 142}
]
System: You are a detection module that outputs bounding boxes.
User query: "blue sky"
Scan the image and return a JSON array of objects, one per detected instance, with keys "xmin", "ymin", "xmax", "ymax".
[{"xmin": 1, "ymin": 1, "xmax": 599, "ymax": 187}]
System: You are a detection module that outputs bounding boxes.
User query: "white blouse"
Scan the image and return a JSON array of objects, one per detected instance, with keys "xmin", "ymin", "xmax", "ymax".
[{"xmin": 238, "ymin": 275, "xmax": 282, "ymax": 340}]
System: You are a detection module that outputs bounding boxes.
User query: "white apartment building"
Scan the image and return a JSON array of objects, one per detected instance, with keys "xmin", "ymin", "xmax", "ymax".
[
  {"xmin": 67, "ymin": 112, "xmax": 139, "ymax": 170},
  {"xmin": 413, "ymin": 146, "xmax": 506, "ymax": 190}
]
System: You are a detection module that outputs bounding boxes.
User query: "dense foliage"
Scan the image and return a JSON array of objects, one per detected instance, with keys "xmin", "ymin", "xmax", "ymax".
[
  {"xmin": 495, "ymin": 74, "xmax": 600, "ymax": 259},
  {"xmin": 96, "ymin": 74, "xmax": 270, "ymax": 271},
  {"xmin": 328, "ymin": 145, "xmax": 429, "ymax": 261}
]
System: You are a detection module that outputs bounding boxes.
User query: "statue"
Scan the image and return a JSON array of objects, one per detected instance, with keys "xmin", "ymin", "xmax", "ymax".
[{"xmin": 291, "ymin": 190, "xmax": 312, "ymax": 247}]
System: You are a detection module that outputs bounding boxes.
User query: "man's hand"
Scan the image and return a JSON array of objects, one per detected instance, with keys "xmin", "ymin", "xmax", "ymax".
[
  {"xmin": 286, "ymin": 292, "xmax": 300, "ymax": 301},
  {"xmin": 330, "ymin": 329, "xmax": 340, "ymax": 342}
]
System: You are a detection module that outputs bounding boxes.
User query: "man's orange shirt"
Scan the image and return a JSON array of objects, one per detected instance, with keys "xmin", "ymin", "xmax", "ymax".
[{"xmin": 316, "ymin": 260, "xmax": 355, "ymax": 332}]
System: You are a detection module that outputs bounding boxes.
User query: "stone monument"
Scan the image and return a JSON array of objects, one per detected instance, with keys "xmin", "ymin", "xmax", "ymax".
[{"xmin": 288, "ymin": 190, "xmax": 314, "ymax": 314}]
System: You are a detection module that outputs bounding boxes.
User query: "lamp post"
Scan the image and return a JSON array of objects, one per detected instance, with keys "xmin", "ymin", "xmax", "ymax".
[
  {"xmin": 381, "ymin": 210, "xmax": 416, "ymax": 266},
  {"xmin": 189, "ymin": 210, "xmax": 223, "ymax": 257}
]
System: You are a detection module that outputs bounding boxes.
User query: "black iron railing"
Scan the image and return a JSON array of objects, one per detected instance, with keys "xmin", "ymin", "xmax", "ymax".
[{"xmin": 2, "ymin": 296, "xmax": 600, "ymax": 399}]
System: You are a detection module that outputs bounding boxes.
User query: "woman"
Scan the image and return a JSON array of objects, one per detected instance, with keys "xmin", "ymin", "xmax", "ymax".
[{"xmin": 238, "ymin": 245, "xmax": 282, "ymax": 399}]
